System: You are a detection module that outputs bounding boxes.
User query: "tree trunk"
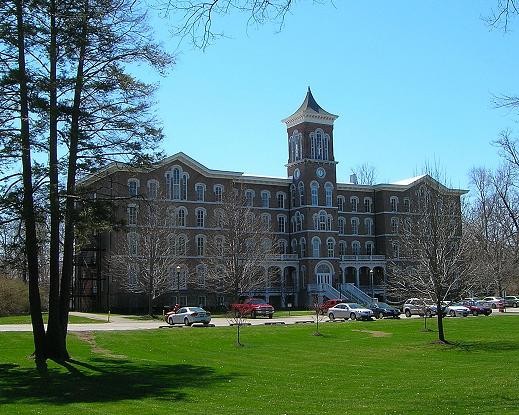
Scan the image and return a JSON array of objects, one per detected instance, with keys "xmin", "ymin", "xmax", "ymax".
[
  {"xmin": 49, "ymin": 0, "xmax": 89, "ymax": 360},
  {"xmin": 437, "ymin": 301, "xmax": 446, "ymax": 343},
  {"xmin": 46, "ymin": 0, "xmax": 63, "ymax": 357},
  {"xmin": 16, "ymin": 0, "xmax": 46, "ymax": 362}
]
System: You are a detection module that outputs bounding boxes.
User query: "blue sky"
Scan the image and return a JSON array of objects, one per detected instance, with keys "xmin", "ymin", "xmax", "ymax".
[{"xmin": 143, "ymin": 1, "xmax": 519, "ymax": 190}]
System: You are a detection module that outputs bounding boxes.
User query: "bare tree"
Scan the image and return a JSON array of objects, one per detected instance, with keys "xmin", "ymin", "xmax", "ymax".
[
  {"xmin": 161, "ymin": 0, "xmax": 331, "ymax": 49},
  {"xmin": 351, "ymin": 163, "xmax": 377, "ymax": 185},
  {"xmin": 203, "ymin": 184, "xmax": 277, "ymax": 345},
  {"xmin": 388, "ymin": 176, "xmax": 473, "ymax": 343},
  {"xmin": 109, "ymin": 196, "xmax": 182, "ymax": 316}
]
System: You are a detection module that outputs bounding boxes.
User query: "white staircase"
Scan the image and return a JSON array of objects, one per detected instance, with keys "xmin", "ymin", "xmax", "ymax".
[{"xmin": 340, "ymin": 283, "xmax": 373, "ymax": 305}]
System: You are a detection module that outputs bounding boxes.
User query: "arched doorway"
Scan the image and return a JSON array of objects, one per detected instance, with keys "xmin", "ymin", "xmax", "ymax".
[{"xmin": 315, "ymin": 262, "xmax": 333, "ymax": 285}]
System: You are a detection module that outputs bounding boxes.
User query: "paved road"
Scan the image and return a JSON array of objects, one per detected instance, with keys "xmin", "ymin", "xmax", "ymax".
[{"xmin": 1, "ymin": 309, "xmax": 517, "ymax": 332}]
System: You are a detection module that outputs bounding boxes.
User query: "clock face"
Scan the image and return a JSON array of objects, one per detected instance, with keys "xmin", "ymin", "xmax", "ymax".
[
  {"xmin": 294, "ymin": 168, "xmax": 301, "ymax": 180},
  {"xmin": 316, "ymin": 167, "xmax": 326, "ymax": 178}
]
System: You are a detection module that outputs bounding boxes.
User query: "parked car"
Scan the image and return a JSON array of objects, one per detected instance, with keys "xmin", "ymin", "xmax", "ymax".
[
  {"xmin": 504, "ymin": 296, "xmax": 519, "ymax": 308},
  {"xmin": 444, "ymin": 302, "xmax": 470, "ymax": 317},
  {"xmin": 318, "ymin": 299, "xmax": 349, "ymax": 315},
  {"xmin": 460, "ymin": 300, "xmax": 492, "ymax": 316},
  {"xmin": 165, "ymin": 306, "xmax": 211, "ymax": 326},
  {"xmin": 402, "ymin": 298, "xmax": 437, "ymax": 318},
  {"xmin": 367, "ymin": 302, "xmax": 401, "ymax": 319},
  {"xmin": 482, "ymin": 296, "xmax": 505, "ymax": 309},
  {"xmin": 230, "ymin": 298, "xmax": 274, "ymax": 318},
  {"xmin": 328, "ymin": 303, "xmax": 374, "ymax": 321}
]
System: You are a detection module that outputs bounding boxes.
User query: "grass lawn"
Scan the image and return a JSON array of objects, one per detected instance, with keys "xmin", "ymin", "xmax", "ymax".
[
  {"xmin": 0, "ymin": 313, "xmax": 106, "ymax": 325},
  {"xmin": 1, "ymin": 316, "xmax": 518, "ymax": 414}
]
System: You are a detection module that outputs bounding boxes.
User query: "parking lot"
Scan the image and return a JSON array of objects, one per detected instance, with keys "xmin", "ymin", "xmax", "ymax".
[{"xmin": 1, "ymin": 308, "xmax": 518, "ymax": 332}]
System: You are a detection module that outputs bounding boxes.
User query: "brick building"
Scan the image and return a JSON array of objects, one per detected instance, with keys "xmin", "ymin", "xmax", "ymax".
[{"xmin": 74, "ymin": 89, "xmax": 465, "ymax": 312}]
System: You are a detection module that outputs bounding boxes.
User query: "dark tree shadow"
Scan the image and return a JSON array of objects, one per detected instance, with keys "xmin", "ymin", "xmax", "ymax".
[
  {"xmin": 0, "ymin": 357, "xmax": 236, "ymax": 405},
  {"xmin": 449, "ymin": 340, "xmax": 519, "ymax": 353}
]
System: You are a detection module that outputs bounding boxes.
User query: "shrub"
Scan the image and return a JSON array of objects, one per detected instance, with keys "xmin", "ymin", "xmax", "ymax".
[{"xmin": 0, "ymin": 277, "xmax": 29, "ymax": 315}]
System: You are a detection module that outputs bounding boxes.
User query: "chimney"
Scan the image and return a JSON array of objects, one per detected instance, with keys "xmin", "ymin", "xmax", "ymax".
[{"xmin": 350, "ymin": 173, "xmax": 358, "ymax": 185}]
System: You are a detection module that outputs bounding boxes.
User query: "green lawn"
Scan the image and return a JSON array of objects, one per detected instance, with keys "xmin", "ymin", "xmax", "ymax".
[
  {"xmin": 1, "ymin": 316, "xmax": 518, "ymax": 414},
  {"xmin": 0, "ymin": 313, "xmax": 106, "ymax": 325}
]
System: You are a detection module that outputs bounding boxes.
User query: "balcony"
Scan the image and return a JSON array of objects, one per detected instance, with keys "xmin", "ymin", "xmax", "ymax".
[
  {"xmin": 340, "ymin": 255, "xmax": 385, "ymax": 262},
  {"xmin": 268, "ymin": 254, "xmax": 299, "ymax": 261}
]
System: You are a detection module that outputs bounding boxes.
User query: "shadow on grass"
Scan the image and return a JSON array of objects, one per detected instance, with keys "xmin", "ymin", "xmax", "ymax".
[
  {"xmin": 449, "ymin": 340, "xmax": 519, "ymax": 352},
  {"xmin": 0, "ymin": 357, "xmax": 235, "ymax": 405}
]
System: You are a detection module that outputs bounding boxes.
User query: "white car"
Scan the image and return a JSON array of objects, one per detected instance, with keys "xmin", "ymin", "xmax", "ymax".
[
  {"xmin": 165, "ymin": 306, "xmax": 211, "ymax": 326},
  {"xmin": 328, "ymin": 303, "xmax": 374, "ymax": 321},
  {"xmin": 482, "ymin": 296, "xmax": 505, "ymax": 309},
  {"xmin": 444, "ymin": 303, "xmax": 470, "ymax": 317}
]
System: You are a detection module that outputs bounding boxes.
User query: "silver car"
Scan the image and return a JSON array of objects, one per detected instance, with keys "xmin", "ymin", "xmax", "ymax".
[
  {"xmin": 165, "ymin": 306, "xmax": 211, "ymax": 326},
  {"xmin": 328, "ymin": 303, "xmax": 374, "ymax": 321},
  {"xmin": 444, "ymin": 303, "xmax": 470, "ymax": 317}
]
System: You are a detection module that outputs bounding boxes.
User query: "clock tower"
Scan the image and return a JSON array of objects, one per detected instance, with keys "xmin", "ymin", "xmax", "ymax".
[{"xmin": 282, "ymin": 88, "xmax": 340, "ymax": 300}]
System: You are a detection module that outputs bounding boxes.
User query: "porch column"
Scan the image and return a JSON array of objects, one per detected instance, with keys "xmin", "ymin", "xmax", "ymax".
[{"xmin": 355, "ymin": 267, "xmax": 360, "ymax": 287}]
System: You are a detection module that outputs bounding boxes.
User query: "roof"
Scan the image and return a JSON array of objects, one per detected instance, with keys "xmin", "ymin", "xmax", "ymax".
[{"xmin": 282, "ymin": 87, "xmax": 338, "ymax": 128}]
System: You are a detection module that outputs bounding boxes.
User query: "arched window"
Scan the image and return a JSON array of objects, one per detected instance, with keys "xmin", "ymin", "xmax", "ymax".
[
  {"xmin": 196, "ymin": 235, "xmax": 206, "ymax": 256},
  {"xmin": 338, "ymin": 217, "xmax": 345, "ymax": 235},
  {"xmin": 311, "ymin": 182, "xmax": 319, "ymax": 206},
  {"xmin": 196, "ymin": 264, "xmax": 207, "ymax": 287},
  {"xmin": 170, "ymin": 266, "xmax": 187, "ymax": 290},
  {"xmin": 364, "ymin": 197, "xmax": 372, "ymax": 213},
  {"xmin": 176, "ymin": 207, "xmax": 186, "ymax": 227},
  {"xmin": 196, "ymin": 208, "xmax": 206, "ymax": 228},
  {"xmin": 128, "ymin": 179, "xmax": 139, "ymax": 197},
  {"xmin": 391, "ymin": 217, "xmax": 399, "ymax": 234},
  {"xmin": 172, "ymin": 168, "xmax": 180, "ymax": 200},
  {"xmin": 128, "ymin": 264, "xmax": 139, "ymax": 287},
  {"xmin": 245, "ymin": 190, "xmax": 254, "ymax": 206},
  {"xmin": 365, "ymin": 218, "xmax": 373, "ymax": 235},
  {"xmin": 312, "ymin": 237, "xmax": 321, "ymax": 257},
  {"xmin": 350, "ymin": 196, "xmax": 359, "ymax": 212},
  {"xmin": 403, "ymin": 198, "xmax": 410, "ymax": 212},
  {"xmin": 290, "ymin": 130, "xmax": 303, "ymax": 162},
  {"xmin": 128, "ymin": 232, "xmax": 139, "ymax": 256},
  {"xmin": 298, "ymin": 182, "xmax": 305, "ymax": 206},
  {"xmin": 351, "ymin": 217, "xmax": 359, "ymax": 235},
  {"xmin": 127, "ymin": 204, "xmax": 137, "ymax": 226},
  {"xmin": 277, "ymin": 215, "xmax": 286, "ymax": 233},
  {"xmin": 278, "ymin": 239, "xmax": 288, "ymax": 254},
  {"xmin": 352, "ymin": 241, "xmax": 361, "ymax": 255},
  {"xmin": 392, "ymin": 241, "xmax": 400, "ymax": 258},
  {"xmin": 214, "ymin": 185, "xmax": 223, "ymax": 203},
  {"xmin": 290, "ymin": 185, "xmax": 296, "ymax": 208},
  {"xmin": 277, "ymin": 192, "xmax": 286, "ymax": 209},
  {"xmin": 214, "ymin": 209, "xmax": 224, "ymax": 228},
  {"xmin": 326, "ymin": 238, "xmax": 335, "ymax": 258},
  {"xmin": 177, "ymin": 235, "xmax": 187, "ymax": 256},
  {"xmin": 295, "ymin": 212, "xmax": 303, "ymax": 232},
  {"xmin": 147, "ymin": 180, "xmax": 158, "ymax": 199},
  {"xmin": 366, "ymin": 241, "xmax": 374, "ymax": 256},
  {"xmin": 339, "ymin": 241, "xmax": 347, "ymax": 256},
  {"xmin": 261, "ymin": 190, "xmax": 270, "ymax": 208},
  {"xmin": 215, "ymin": 236, "xmax": 224, "ymax": 257},
  {"xmin": 319, "ymin": 211, "xmax": 327, "ymax": 230},
  {"xmin": 300, "ymin": 237, "xmax": 307, "ymax": 257},
  {"xmin": 325, "ymin": 182, "xmax": 333, "ymax": 207},
  {"xmin": 168, "ymin": 167, "xmax": 188, "ymax": 200},
  {"xmin": 291, "ymin": 239, "xmax": 297, "ymax": 254},
  {"xmin": 310, "ymin": 129, "xmax": 330, "ymax": 160},
  {"xmin": 390, "ymin": 196, "xmax": 399, "ymax": 212},
  {"xmin": 261, "ymin": 213, "xmax": 271, "ymax": 230},
  {"xmin": 337, "ymin": 196, "xmax": 345, "ymax": 212},
  {"xmin": 195, "ymin": 183, "xmax": 206, "ymax": 202}
]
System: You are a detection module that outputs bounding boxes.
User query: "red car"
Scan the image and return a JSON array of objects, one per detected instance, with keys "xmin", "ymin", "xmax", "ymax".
[
  {"xmin": 461, "ymin": 300, "xmax": 492, "ymax": 316},
  {"xmin": 318, "ymin": 299, "xmax": 348, "ymax": 315}
]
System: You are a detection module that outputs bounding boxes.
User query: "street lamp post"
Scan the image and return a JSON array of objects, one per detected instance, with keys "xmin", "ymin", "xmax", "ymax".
[
  {"xmin": 369, "ymin": 269, "xmax": 374, "ymax": 301},
  {"xmin": 176, "ymin": 265, "xmax": 181, "ymax": 306}
]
